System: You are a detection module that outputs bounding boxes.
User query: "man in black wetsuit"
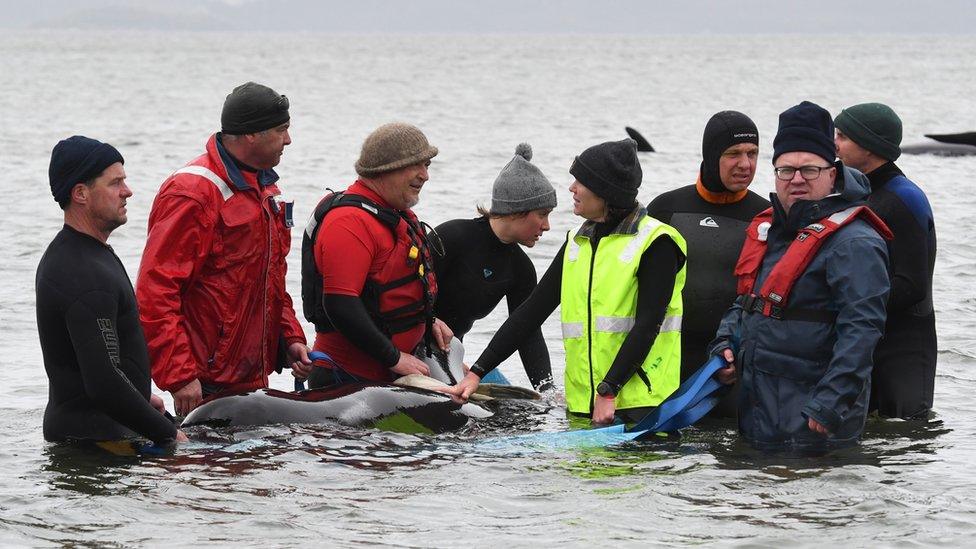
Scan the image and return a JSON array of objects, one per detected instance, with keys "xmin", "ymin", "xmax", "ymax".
[
  {"xmin": 835, "ymin": 103, "xmax": 938, "ymax": 419},
  {"xmin": 647, "ymin": 111, "xmax": 769, "ymax": 417},
  {"xmin": 432, "ymin": 143, "xmax": 555, "ymax": 390},
  {"xmin": 36, "ymin": 136, "xmax": 185, "ymax": 446}
]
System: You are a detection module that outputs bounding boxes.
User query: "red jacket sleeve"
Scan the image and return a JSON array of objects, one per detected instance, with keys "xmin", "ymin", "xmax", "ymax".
[{"xmin": 136, "ymin": 185, "xmax": 217, "ymax": 392}]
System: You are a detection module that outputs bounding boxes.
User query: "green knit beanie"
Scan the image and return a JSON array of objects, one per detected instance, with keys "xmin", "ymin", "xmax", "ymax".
[{"xmin": 834, "ymin": 102, "xmax": 903, "ymax": 161}]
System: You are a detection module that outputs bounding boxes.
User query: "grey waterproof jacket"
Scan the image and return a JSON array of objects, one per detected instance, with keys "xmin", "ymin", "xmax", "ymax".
[{"xmin": 710, "ymin": 164, "xmax": 890, "ymax": 452}]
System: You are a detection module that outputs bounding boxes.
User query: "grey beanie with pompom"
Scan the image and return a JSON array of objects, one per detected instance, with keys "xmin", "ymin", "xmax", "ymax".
[{"xmin": 490, "ymin": 143, "xmax": 557, "ymax": 215}]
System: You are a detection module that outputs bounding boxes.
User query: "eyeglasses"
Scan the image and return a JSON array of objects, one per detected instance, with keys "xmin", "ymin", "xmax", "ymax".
[{"xmin": 774, "ymin": 165, "xmax": 833, "ymax": 181}]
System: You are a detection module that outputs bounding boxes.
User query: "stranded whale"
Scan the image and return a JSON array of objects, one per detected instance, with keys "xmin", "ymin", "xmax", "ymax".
[{"xmin": 181, "ymin": 383, "xmax": 492, "ymax": 433}]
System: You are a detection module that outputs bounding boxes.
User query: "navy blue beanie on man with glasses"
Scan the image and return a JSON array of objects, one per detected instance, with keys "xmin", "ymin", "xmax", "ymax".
[{"xmin": 772, "ymin": 100, "xmax": 837, "ymax": 164}]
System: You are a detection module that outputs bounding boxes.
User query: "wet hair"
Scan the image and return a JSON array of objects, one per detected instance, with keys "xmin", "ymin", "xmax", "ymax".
[{"xmin": 476, "ymin": 204, "xmax": 530, "ymax": 219}]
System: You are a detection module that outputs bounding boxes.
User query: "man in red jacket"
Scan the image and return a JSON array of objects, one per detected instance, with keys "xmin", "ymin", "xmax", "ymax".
[{"xmin": 137, "ymin": 82, "xmax": 310, "ymax": 415}]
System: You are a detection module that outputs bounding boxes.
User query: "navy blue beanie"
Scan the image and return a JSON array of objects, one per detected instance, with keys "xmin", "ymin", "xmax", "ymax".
[
  {"xmin": 49, "ymin": 136, "xmax": 124, "ymax": 205},
  {"xmin": 772, "ymin": 101, "xmax": 836, "ymax": 164}
]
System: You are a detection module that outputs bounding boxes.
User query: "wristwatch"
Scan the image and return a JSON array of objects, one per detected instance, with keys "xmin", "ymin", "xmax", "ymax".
[{"xmin": 596, "ymin": 381, "xmax": 619, "ymax": 398}]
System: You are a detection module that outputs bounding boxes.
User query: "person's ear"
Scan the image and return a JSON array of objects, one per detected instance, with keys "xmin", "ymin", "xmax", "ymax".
[{"xmin": 70, "ymin": 183, "xmax": 89, "ymax": 205}]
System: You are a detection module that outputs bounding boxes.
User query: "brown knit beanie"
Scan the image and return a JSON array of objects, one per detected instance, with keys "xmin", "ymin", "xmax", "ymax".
[{"xmin": 355, "ymin": 122, "xmax": 439, "ymax": 177}]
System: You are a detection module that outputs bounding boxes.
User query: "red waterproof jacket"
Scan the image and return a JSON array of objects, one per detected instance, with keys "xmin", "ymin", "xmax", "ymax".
[{"xmin": 136, "ymin": 134, "xmax": 306, "ymax": 393}]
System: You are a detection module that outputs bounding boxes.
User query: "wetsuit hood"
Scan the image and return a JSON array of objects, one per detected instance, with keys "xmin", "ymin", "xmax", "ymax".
[{"xmin": 700, "ymin": 111, "xmax": 759, "ymax": 194}]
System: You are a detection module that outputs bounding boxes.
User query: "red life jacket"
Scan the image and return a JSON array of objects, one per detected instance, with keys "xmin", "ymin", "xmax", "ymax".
[
  {"xmin": 735, "ymin": 205, "xmax": 893, "ymax": 319},
  {"xmin": 301, "ymin": 191, "xmax": 438, "ymax": 342}
]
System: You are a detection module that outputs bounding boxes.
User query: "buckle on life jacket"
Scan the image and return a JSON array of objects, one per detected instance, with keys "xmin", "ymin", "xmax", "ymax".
[
  {"xmin": 742, "ymin": 294, "xmax": 784, "ymax": 319},
  {"xmin": 740, "ymin": 293, "xmax": 836, "ymax": 323}
]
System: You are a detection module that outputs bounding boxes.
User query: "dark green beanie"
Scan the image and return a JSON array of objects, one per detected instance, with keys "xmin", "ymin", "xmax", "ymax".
[{"xmin": 834, "ymin": 102, "xmax": 902, "ymax": 161}]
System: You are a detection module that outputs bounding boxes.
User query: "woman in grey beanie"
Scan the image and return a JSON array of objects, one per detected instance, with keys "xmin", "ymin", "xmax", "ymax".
[
  {"xmin": 431, "ymin": 143, "xmax": 557, "ymax": 390},
  {"xmin": 441, "ymin": 139, "xmax": 688, "ymax": 427}
]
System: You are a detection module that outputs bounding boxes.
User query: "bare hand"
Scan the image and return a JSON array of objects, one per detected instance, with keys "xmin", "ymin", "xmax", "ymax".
[
  {"xmin": 716, "ymin": 348, "xmax": 737, "ymax": 385},
  {"xmin": 173, "ymin": 378, "xmax": 202, "ymax": 417},
  {"xmin": 390, "ymin": 351, "xmax": 430, "ymax": 377},
  {"xmin": 150, "ymin": 393, "xmax": 167, "ymax": 414},
  {"xmin": 431, "ymin": 318, "xmax": 454, "ymax": 352},
  {"xmin": 808, "ymin": 417, "xmax": 829, "ymax": 436},
  {"xmin": 434, "ymin": 371, "xmax": 480, "ymax": 403},
  {"xmin": 175, "ymin": 429, "xmax": 189, "ymax": 443},
  {"xmin": 592, "ymin": 395, "xmax": 616, "ymax": 425},
  {"xmin": 287, "ymin": 342, "xmax": 313, "ymax": 379}
]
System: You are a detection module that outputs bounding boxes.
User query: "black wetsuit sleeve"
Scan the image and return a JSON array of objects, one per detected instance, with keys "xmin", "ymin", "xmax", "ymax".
[
  {"xmin": 65, "ymin": 291, "xmax": 176, "ymax": 444},
  {"xmin": 472, "ymin": 243, "xmax": 564, "ymax": 375},
  {"xmin": 602, "ymin": 238, "xmax": 683, "ymax": 389},
  {"xmin": 884, "ymin": 204, "xmax": 932, "ymax": 314},
  {"xmin": 324, "ymin": 293, "xmax": 401, "ymax": 367},
  {"xmin": 507, "ymin": 252, "xmax": 553, "ymax": 390}
]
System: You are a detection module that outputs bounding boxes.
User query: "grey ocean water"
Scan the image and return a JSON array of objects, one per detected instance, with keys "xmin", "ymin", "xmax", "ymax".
[{"xmin": 1, "ymin": 30, "xmax": 975, "ymax": 546}]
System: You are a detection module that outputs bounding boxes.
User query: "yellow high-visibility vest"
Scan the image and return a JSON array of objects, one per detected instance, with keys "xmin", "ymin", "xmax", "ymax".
[{"xmin": 560, "ymin": 214, "xmax": 686, "ymax": 415}]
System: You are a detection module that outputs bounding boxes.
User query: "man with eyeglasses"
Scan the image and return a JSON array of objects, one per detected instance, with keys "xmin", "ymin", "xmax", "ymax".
[
  {"xmin": 709, "ymin": 101, "xmax": 891, "ymax": 453},
  {"xmin": 137, "ymin": 82, "xmax": 310, "ymax": 416},
  {"xmin": 834, "ymin": 103, "xmax": 937, "ymax": 420},
  {"xmin": 648, "ymin": 111, "xmax": 769, "ymax": 418},
  {"xmin": 301, "ymin": 122, "xmax": 454, "ymax": 388}
]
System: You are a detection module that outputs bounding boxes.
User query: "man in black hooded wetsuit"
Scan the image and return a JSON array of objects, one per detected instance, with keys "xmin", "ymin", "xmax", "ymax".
[
  {"xmin": 36, "ymin": 136, "xmax": 185, "ymax": 447},
  {"xmin": 647, "ymin": 111, "xmax": 769, "ymax": 417}
]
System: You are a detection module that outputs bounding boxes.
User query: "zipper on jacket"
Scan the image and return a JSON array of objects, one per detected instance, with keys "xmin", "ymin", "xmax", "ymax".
[{"xmin": 261, "ymin": 194, "xmax": 273, "ymax": 380}]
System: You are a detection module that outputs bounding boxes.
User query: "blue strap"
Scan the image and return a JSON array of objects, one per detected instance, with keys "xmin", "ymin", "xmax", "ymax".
[
  {"xmin": 629, "ymin": 355, "xmax": 728, "ymax": 434},
  {"xmin": 299, "ymin": 350, "xmax": 341, "ymax": 391},
  {"xmin": 479, "ymin": 368, "xmax": 511, "ymax": 385}
]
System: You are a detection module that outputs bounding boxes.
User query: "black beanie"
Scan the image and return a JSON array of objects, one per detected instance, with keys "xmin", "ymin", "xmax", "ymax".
[
  {"xmin": 569, "ymin": 138, "xmax": 642, "ymax": 208},
  {"xmin": 772, "ymin": 101, "xmax": 836, "ymax": 164},
  {"xmin": 221, "ymin": 82, "xmax": 290, "ymax": 135},
  {"xmin": 700, "ymin": 110, "xmax": 759, "ymax": 193},
  {"xmin": 48, "ymin": 135, "xmax": 124, "ymax": 205}
]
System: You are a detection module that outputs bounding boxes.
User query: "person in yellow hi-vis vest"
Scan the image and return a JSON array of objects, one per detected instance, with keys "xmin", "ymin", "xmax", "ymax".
[{"xmin": 440, "ymin": 139, "xmax": 687, "ymax": 424}]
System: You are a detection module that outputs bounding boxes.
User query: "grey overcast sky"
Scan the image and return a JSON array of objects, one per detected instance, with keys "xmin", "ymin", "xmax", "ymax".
[{"xmin": 1, "ymin": 0, "xmax": 974, "ymax": 33}]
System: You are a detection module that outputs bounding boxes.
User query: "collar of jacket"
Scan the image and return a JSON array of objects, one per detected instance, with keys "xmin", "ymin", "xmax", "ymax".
[
  {"xmin": 214, "ymin": 133, "xmax": 280, "ymax": 191},
  {"xmin": 866, "ymin": 161, "xmax": 904, "ymax": 191},
  {"xmin": 575, "ymin": 204, "xmax": 646, "ymax": 239},
  {"xmin": 769, "ymin": 163, "xmax": 870, "ymax": 235},
  {"xmin": 695, "ymin": 174, "xmax": 749, "ymax": 204}
]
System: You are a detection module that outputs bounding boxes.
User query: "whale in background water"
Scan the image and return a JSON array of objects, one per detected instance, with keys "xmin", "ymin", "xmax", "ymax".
[{"xmin": 901, "ymin": 132, "xmax": 976, "ymax": 156}]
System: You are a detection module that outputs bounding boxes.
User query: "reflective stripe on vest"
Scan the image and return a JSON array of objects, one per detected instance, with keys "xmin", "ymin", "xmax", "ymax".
[
  {"xmin": 560, "ymin": 215, "xmax": 687, "ymax": 414},
  {"xmin": 174, "ymin": 165, "xmax": 235, "ymax": 201}
]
